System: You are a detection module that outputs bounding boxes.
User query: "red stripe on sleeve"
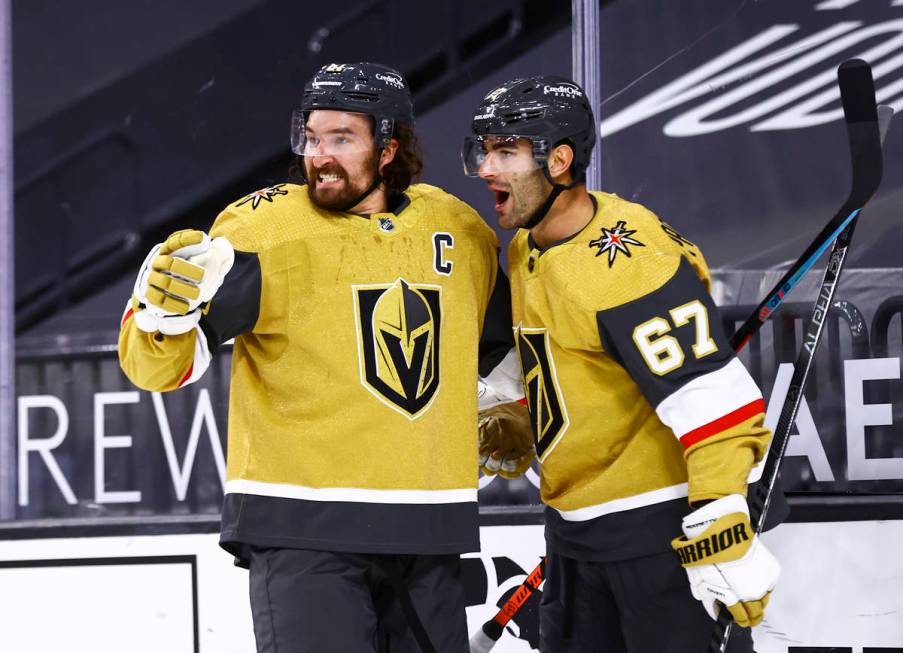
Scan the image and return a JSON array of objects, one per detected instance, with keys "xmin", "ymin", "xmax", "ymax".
[
  {"xmin": 120, "ymin": 308, "xmax": 135, "ymax": 328},
  {"xmin": 177, "ymin": 364, "xmax": 194, "ymax": 388},
  {"xmin": 678, "ymin": 398, "xmax": 766, "ymax": 449}
]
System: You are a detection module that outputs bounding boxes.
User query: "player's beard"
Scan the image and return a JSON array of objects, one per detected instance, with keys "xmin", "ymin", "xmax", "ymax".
[
  {"xmin": 497, "ymin": 169, "xmax": 551, "ymax": 230},
  {"xmin": 307, "ymin": 150, "xmax": 379, "ymax": 212}
]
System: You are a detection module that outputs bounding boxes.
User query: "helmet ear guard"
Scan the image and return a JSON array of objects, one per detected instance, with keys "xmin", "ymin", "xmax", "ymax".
[{"xmin": 375, "ymin": 117, "xmax": 395, "ymax": 150}]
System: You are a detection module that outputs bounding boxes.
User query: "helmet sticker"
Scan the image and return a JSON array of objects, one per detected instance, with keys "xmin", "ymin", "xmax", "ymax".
[
  {"xmin": 543, "ymin": 83, "xmax": 583, "ymax": 98},
  {"xmin": 375, "ymin": 72, "xmax": 405, "ymax": 89},
  {"xmin": 484, "ymin": 86, "xmax": 509, "ymax": 102}
]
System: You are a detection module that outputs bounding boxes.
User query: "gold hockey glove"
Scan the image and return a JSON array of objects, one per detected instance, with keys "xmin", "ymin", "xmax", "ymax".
[
  {"xmin": 132, "ymin": 229, "xmax": 234, "ymax": 334},
  {"xmin": 671, "ymin": 494, "xmax": 780, "ymax": 628},
  {"xmin": 478, "ymin": 401, "xmax": 535, "ymax": 479}
]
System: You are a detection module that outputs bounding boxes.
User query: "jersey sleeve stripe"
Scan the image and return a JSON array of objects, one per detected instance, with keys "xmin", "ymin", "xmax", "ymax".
[
  {"xmin": 678, "ymin": 398, "xmax": 766, "ymax": 449},
  {"xmin": 177, "ymin": 363, "xmax": 195, "ymax": 388},
  {"xmin": 120, "ymin": 306, "xmax": 135, "ymax": 328},
  {"xmin": 656, "ymin": 357, "xmax": 764, "ymax": 440},
  {"xmin": 176, "ymin": 325, "xmax": 213, "ymax": 388}
]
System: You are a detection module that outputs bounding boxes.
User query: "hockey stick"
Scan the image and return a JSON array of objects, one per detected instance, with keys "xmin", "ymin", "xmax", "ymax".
[
  {"xmin": 471, "ymin": 60, "xmax": 889, "ymax": 653},
  {"xmin": 728, "ymin": 64, "xmax": 888, "ymax": 353},
  {"xmin": 710, "ymin": 58, "xmax": 888, "ymax": 653},
  {"xmin": 469, "ymin": 558, "xmax": 546, "ymax": 653}
]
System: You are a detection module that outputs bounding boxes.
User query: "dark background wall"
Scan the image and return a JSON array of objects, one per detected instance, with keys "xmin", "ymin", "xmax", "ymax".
[{"xmin": 12, "ymin": 0, "xmax": 903, "ymax": 341}]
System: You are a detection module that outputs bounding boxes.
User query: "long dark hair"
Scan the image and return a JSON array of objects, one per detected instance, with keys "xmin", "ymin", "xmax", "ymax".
[
  {"xmin": 381, "ymin": 121, "xmax": 423, "ymax": 193},
  {"xmin": 288, "ymin": 119, "xmax": 423, "ymax": 192}
]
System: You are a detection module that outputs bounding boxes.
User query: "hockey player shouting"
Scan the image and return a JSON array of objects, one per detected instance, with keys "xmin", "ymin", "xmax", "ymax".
[
  {"xmin": 464, "ymin": 76, "xmax": 781, "ymax": 652},
  {"xmin": 119, "ymin": 62, "xmax": 517, "ymax": 653}
]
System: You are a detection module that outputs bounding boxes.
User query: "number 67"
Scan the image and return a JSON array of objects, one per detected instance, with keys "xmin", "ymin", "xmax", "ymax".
[{"xmin": 631, "ymin": 300, "xmax": 717, "ymax": 375}]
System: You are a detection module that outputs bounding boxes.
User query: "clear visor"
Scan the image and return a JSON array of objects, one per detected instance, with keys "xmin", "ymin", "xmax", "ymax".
[
  {"xmin": 461, "ymin": 135, "xmax": 548, "ymax": 176},
  {"xmin": 290, "ymin": 109, "xmax": 375, "ymax": 157}
]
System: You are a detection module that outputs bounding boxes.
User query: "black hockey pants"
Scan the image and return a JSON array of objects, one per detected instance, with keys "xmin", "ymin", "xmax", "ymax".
[
  {"xmin": 248, "ymin": 547, "xmax": 468, "ymax": 652},
  {"xmin": 540, "ymin": 549, "xmax": 755, "ymax": 653}
]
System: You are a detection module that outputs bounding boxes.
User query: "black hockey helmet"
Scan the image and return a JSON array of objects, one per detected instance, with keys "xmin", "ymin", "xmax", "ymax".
[
  {"xmin": 464, "ymin": 75, "xmax": 596, "ymax": 183},
  {"xmin": 291, "ymin": 62, "xmax": 414, "ymax": 154}
]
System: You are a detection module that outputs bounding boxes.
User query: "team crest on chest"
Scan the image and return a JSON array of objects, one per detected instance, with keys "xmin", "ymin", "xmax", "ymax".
[
  {"xmin": 514, "ymin": 325, "xmax": 569, "ymax": 461},
  {"xmin": 588, "ymin": 220, "xmax": 644, "ymax": 267},
  {"xmin": 353, "ymin": 278, "xmax": 442, "ymax": 419},
  {"xmin": 235, "ymin": 184, "xmax": 289, "ymax": 209}
]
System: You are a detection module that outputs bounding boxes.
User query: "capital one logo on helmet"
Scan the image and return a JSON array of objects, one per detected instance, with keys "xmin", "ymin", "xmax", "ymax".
[{"xmin": 353, "ymin": 279, "xmax": 442, "ymax": 420}]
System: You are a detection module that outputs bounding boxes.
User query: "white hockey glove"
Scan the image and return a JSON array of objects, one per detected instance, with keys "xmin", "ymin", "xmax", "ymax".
[
  {"xmin": 478, "ymin": 400, "xmax": 535, "ymax": 479},
  {"xmin": 671, "ymin": 494, "xmax": 780, "ymax": 628},
  {"xmin": 132, "ymin": 229, "xmax": 234, "ymax": 335}
]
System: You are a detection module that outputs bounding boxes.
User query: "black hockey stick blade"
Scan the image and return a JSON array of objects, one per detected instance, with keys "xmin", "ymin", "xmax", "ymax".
[
  {"xmin": 710, "ymin": 59, "xmax": 887, "ymax": 653},
  {"xmin": 729, "ymin": 58, "xmax": 883, "ymax": 352}
]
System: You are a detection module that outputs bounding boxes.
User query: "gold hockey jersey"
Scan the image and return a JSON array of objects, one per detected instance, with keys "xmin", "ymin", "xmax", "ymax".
[
  {"xmin": 120, "ymin": 183, "xmax": 513, "ymax": 557},
  {"xmin": 509, "ymin": 192, "xmax": 771, "ymax": 560}
]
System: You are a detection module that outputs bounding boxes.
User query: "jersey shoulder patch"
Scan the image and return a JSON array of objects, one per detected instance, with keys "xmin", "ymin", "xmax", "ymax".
[
  {"xmin": 573, "ymin": 194, "xmax": 708, "ymax": 311},
  {"xmin": 210, "ymin": 183, "xmax": 320, "ymax": 251}
]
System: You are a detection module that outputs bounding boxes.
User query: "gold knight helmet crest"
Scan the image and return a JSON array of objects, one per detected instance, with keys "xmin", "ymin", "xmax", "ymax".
[
  {"xmin": 354, "ymin": 278, "xmax": 442, "ymax": 419},
  {"xmin": 373, "ymin": 279, "xmax": 436, "ymax": 399}
]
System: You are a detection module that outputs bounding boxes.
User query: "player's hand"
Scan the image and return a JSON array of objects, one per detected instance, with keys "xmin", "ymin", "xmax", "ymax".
[
  {"xmin": 131, "ymin": 229, "xmax": 234, "ymax": 334},
  {"xmin": 478, "ymin": 401, "xmax": 535, "ymax": 479},
  {"xmin": 671, "ymin": 494, "xmax": 780, "ymax": 628}
]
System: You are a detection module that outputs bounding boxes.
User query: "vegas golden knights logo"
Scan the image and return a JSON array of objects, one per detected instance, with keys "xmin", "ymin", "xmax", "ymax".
[
  {"xmin": 353, "ymin": 278, "xmax": 442, "ymax": 419},
  {"xmin": 515, "ymin": 325, "xmax": 568, "ymax": 460}
]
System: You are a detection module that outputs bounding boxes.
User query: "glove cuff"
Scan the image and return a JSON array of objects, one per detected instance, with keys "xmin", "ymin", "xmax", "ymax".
[
  {"xmin": 682, "ymin": 493, "xmax": 749, "ymax": 537},
  {"xmin": 672, "ymin": 494, "xmax": 754, "ymax": 568},
  {"xmin": 133, "ymin": 304, "xmax": 201, "ymax": 335}
]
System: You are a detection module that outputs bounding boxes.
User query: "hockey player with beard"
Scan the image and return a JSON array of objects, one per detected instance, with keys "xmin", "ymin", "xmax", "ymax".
[
  {"xmin": 119, "ymin": 62, "xmax": 522, "ymax": 653},
  {"xmin": 464, "ymin": 76, "xmax": 784, "ymax": 652}
]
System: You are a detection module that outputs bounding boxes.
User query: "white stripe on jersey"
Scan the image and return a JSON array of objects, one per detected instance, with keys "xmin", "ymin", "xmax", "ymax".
[
  {"xmin": 177, "ymin": 324, "xmax": 213, "ymax": 388},
  {"xmin": 655, "ymin": 358, "xmax": 763, "ymax": 439},
  {"xmin": 224, "ymin": 479, "xmax": 478, "ymax": 505},
  {"xmin": 553, "ymin": 482, "xmax": 689, "ymax": 521},
  {"xmin": 552, "ymin": 469, "xmax": 766, "ymax": 522}
]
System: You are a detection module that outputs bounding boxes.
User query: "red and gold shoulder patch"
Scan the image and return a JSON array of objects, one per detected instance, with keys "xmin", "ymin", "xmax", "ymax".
[{"xmin": 588, "ymin": 220, "xmax": 645, "ymax": 267}]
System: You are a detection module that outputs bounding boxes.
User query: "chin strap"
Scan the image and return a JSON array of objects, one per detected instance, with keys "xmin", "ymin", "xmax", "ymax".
[
  {"xmin": 337, "ymin": 169, "xmax": 384, "ymax": 213},
  {"xmin": 521, "ymin": 166, "xmax": 582, "ymax": 230}
]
